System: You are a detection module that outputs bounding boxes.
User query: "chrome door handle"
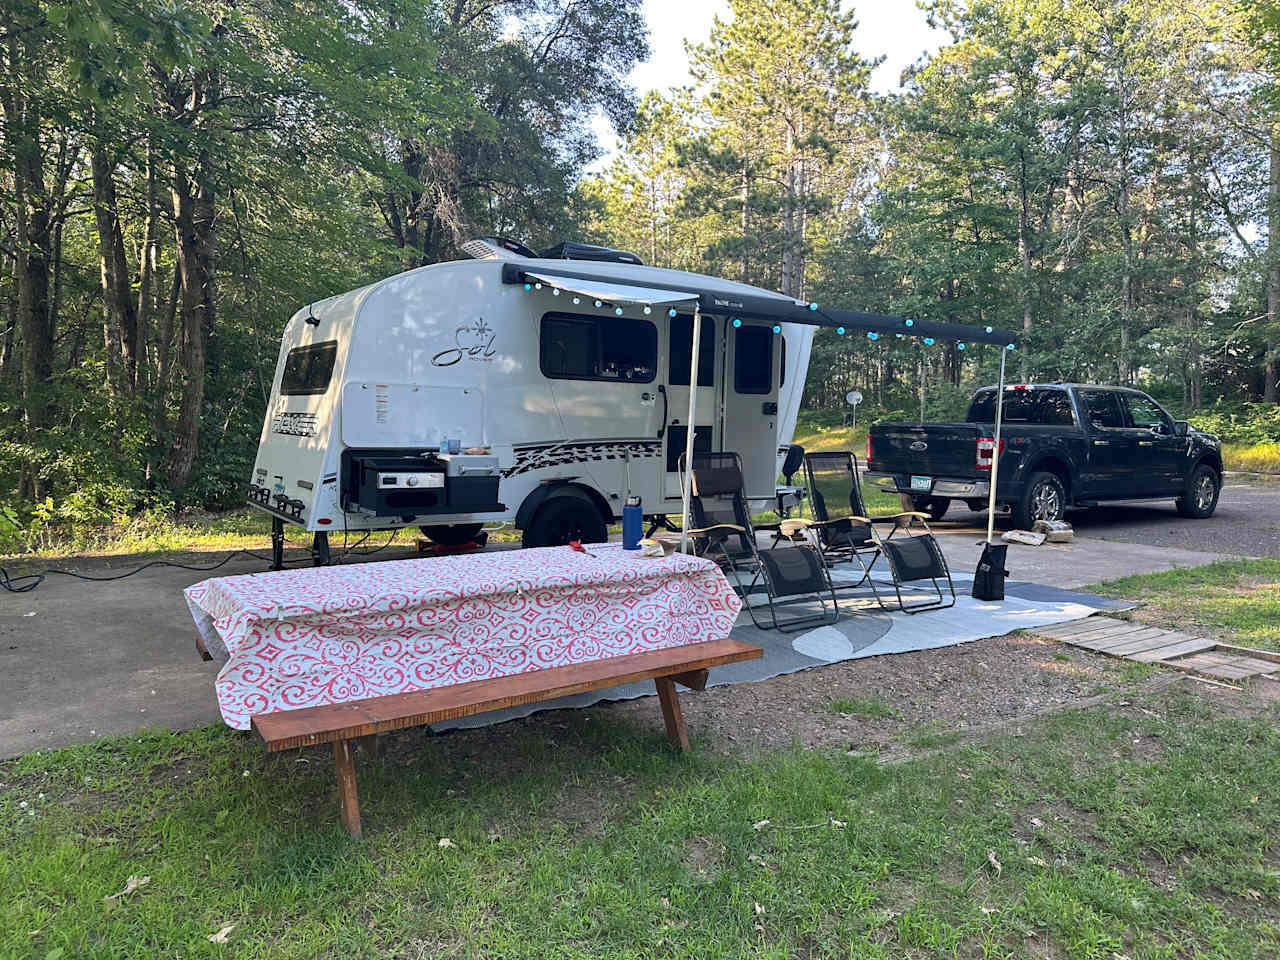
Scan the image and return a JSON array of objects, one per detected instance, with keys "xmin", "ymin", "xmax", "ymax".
[
  {"xmin": 1138, "ymin": 440, "xmax": 1154, "ymax": 446},
  {"xmin": 1093, "ymin": 440, "xmax": 1110, "ymax": 446}
]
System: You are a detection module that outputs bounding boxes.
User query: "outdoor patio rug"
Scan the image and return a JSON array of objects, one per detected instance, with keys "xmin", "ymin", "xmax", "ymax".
[{"xmin": 434, "ymin": 562, "xmax": 1131, "ymax": 732}]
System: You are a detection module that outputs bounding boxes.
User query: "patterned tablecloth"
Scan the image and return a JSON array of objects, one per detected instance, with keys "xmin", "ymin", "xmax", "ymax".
[{"xmin": 185, "ymin": 544, "xmax": 743, "ymax": 730}]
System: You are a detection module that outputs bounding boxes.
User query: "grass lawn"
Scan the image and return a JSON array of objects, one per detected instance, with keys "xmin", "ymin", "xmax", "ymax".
[
  {"xmin": 3, "ymin": 686, "xmax": 1278, "ymax": 959},
  {"xmin": 1090, "ymin": 559, "xmax": 1280, "ymax": 652}
]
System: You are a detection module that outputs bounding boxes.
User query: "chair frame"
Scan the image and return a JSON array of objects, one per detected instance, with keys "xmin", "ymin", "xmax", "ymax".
[
  {"xmin": 791, "ymin": 451, "xmax": 956, "ymax": 615},
  {"xmin": 682, "ymin": 452, "xmax": 840, "ymax": 633}
]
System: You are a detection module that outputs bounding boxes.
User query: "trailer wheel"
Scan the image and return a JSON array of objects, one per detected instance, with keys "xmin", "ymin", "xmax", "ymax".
[
  {"xmin": 521, "ymin": 496, "xmax": 607, "ymax": 549},
  {"xmin": 419, "ymin": 523, "xmax": 484, "ymax": 546}
]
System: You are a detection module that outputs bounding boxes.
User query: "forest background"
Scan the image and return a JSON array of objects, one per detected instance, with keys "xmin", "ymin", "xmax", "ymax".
[{"xmin": 4, "ymin": 0, "xmax": 1280, "ymax": 540}]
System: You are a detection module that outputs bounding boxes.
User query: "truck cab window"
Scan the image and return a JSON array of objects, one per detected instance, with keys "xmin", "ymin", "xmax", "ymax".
[
  {"xmin": 734, "ymin": 324, "xmax": 773, "ymax": 394},
  {"xmin": 540, "ymin": 313, "xmax": 656, "ymax": 382},
  {"xmin": 965, "ymin": 388, "xmax": 1073, "ymax": 425},
  {"xmin": 1123, "ymin": 393, "xmax": 1170, "ymax": 431},
  {"xmin": 281, "ymin": 341, "xmax": 338, "ymax": 396},
  {"xmin": 1081, "ymin": 391, "xmax": 1125, "ymax": 429},
  {"xmin": 668, "ymin": 314, "xmax": 715, "ymax": 386}
]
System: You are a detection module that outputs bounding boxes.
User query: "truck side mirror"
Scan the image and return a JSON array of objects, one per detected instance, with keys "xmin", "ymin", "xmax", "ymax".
[{"xmin": 1173, "ymin": 420, "xmax": 1189, "ymax": 438}]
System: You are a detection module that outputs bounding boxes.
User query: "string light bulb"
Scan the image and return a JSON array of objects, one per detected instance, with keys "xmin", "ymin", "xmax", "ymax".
[
  {"xmin": 905, "ymin": 319, "xmax": 914, "ymax": 327},
  {"xmin": 732, "ymin": 318, "xmax": 741, "ymax": 327},
  {"xmin": 615, "ymin": 307, "xmax": 623, "ymax": 316},
  {"xmin": 669, "ymin": 308, "xmax": 677, "ymax": 317},
  {"xmin": 523, "ymin": 283, "xmax": 531, "ymax": 291},
  {"xmin": 836, "ymin": 326, "xmax": 844, "ymax": 335},
  {"xmin": 867, "ymin": 332, "xmax": 878, "ymax": 340},
  {"xmin": 772, "ymin": 325, "xmax": 781, "ymax": 333},
  {"xmin": 594, "ymin": 300, "xmax": 602, "ymax": 308},
  {"xmin": 808, "ymin": 302, "xmax": 818, "ymax": 311},
  {"xmin": 552, "ymin": 288, "xmax": 560, "ymax": 296},
  {"xmin": 643, "ymin": 305, "xmax": 651, "ymax": 314},
  {"xmin": 924, "ymin": 337, "xmax": 935, "ymax": 345},
  {"xmin": 957, "ymin": 342, "xmax": 966, "ymax": 351},
  {"xmin": 572, "ymin": 297, "xmax": 580, "ymax": 305}
]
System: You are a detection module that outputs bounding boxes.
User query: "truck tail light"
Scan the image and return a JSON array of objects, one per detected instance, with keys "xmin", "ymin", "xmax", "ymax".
[
  {"xmin": 976, "ymin": 437, "xmax": 1004, "ymax": 469},
  {"xmin": 866, "ymin": 434, "xmax": 873, "ymax": 465}
]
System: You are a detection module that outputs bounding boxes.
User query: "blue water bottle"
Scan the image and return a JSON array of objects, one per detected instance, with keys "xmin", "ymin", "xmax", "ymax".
[{"xmin": 622, "ymin": 495, "xmax": 642, "ymax": 550}]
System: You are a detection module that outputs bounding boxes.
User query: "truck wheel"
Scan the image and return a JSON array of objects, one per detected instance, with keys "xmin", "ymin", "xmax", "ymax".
[
  {"xmin": 419, "ymin": 523, "xmax": 484, "ymax": 546},
  {"xmin": 521, "ymin": 496, "xmax": 607, "ymax": 549},
  {"xmin": 1176, "ymin": 464, "xmax": 1220, "ymax": 519},
  {"xmin": 1012, "ymin": 471, "xmax": 1065, "ymax": 529},
  {"xmin": 910, "ymin": 496, "xmax": 950, "ymax": 521}
]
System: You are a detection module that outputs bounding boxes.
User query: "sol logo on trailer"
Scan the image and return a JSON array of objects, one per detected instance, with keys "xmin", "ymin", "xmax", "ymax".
[{"xmin": 432, "ymin": 317, "xmax": 497, "ymax": 367}]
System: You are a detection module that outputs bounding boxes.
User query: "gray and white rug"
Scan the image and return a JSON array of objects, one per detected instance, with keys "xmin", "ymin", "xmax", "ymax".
[{"xmin": 434, "ymin": 557, "xmax": 1129, "ymax": 732}]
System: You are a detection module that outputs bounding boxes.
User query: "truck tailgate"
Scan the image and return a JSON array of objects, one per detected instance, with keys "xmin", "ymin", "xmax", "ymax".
[{"xmin": 870, "ymin": 422, "xmax": 983, "ymax": 476}]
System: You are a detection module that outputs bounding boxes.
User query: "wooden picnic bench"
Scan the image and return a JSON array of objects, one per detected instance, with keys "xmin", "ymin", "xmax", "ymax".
[{"xmin": 248, "ymin": 637, "xmax": 761, "ymax": 837}]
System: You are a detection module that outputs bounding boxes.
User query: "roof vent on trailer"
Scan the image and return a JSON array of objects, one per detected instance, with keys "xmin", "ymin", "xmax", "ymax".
[
  {"xmin": 539, "ymin": 240, "xmax": 644, "ymax": 265},
  {"xmin": 460, "ymin": 236, "xmax": 538, "ymax": 261}
]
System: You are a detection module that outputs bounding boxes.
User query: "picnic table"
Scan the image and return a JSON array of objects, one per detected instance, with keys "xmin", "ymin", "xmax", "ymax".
[{"xmin": 186, "ymin": 543, "xmax": 756, "ymax": 835}]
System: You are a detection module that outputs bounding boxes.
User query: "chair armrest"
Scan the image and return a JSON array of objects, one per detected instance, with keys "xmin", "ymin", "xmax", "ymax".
[
  {"xmin": 686, "ymin": 523, "xmax": 745, "ymax": 535},
  {"xmin": 870, "ymin": 512, "xmax": 929, "ymax": 523}
]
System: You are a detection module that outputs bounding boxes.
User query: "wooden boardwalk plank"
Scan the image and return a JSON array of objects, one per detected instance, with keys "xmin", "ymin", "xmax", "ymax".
[
  {"xmin": 1097, "ymin": 630, "xmax": 1188, "ymax": 656},
  {"xmin": 1038, "ymin": 618, "xmax": 1128, "ymax": 640},
  {"xmin": 1068, "ymin": 624, "xmax": 1166, "ymax": 651},
  {"xmin": 1129, "ymin": 637, "xmax": 1217, "ymax": 662}
]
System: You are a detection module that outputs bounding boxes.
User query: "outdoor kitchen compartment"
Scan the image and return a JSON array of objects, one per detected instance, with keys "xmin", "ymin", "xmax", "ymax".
[{"xmin": 342, "ymin": 452, "xmax": 503, "ymax": 516}]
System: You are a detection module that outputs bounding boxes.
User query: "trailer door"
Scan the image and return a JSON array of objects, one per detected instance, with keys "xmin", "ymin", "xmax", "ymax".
[
  {"xmin": 661, "ymin": 313, "xmax": 719, "ymax": 502},
  {"xmin": 722, "ymin": 321, "xmax": 780, "ymax": 499}
]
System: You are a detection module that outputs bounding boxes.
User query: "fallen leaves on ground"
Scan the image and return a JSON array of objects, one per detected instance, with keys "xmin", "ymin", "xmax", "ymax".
[
  {"xmin": 986, "ymin": 850, "xmax": 1002, "ymax": 876},
  {"xmin": 103, "ymin": 875, "xmax": 150, "ymax": 903},
  {"xmin": 208, "ymin": 924, "xmax": 236, "ymax": 944}
]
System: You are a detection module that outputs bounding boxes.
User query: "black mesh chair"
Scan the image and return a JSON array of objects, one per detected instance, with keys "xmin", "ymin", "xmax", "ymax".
[
  {"xmin": 801, "ymin": 451, "xmax": 956, "ymax": 614},
  {"xmin": 682, "ymin": 452, "xmax": 839, "ymax": 633}
]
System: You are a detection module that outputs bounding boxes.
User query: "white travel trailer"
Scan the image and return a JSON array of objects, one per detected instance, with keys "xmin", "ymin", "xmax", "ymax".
[{"xmin": 248, "ymin": 238, "xmax": 1015, "ymax": 561}]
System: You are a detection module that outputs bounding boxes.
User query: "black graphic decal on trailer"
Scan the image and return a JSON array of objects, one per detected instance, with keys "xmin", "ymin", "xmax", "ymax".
[{"xmin": 503, "ymin": 440, "xmax": 663, "ymax": 478}]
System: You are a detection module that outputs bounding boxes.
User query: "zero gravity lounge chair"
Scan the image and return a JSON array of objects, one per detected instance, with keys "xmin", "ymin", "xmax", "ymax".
[
  {"xmin": 799, "ymin": 451, "xmax": 956, "ymax": 615},
  {"xmin": 684, "ymin": 452, "xmax": 839, "ymax": 633}
]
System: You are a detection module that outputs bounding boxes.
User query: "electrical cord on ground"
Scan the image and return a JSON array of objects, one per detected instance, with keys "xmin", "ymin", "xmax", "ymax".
[{"xmin": 1, "ymin": 527, "xmax": 402, "ymax": 594}]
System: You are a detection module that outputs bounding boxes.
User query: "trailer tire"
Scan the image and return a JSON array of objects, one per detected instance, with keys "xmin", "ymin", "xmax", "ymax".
[
  {"xmin": 521, "ymin": 496, "xmax": 608, "ymax": 549},
  {"xmin": 419, "ymin": 523, "xmax": 484, "ymax": 546}
]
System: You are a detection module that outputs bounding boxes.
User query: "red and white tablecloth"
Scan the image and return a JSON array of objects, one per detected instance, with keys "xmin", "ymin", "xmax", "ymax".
[{"xmin": 185, "ymin": 544, "xmax": 743, "ymax": 730}]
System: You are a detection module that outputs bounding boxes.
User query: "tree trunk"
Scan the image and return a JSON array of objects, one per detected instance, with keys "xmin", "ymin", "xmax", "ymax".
[
  {"xmin": 1018, "ymin": 148, "xmax": 1033, "ymax": 381},
  {"xmin": 1267, "ymin": 124, "xmax": 1280, "ymax": 404},
  {"xmin": 166, "ymin": 153, "xmax": 216, "ymax": 491},
  {"xmin": 135, "ymin": 139, "xmax": 157, "ymax": 394},
  {"xmin": 92, "ymin": 147, "xmax": 140, "ymax": 390}
]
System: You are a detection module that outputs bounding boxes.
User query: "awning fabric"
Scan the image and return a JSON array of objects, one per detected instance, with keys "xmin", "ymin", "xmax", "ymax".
[
  {"xmin": 503, "ymin": 263, "xmax": 1017, "ymax": 347},
  {"xmin": 520, "ymin": 271, "xmax": 701, "ymax": 309}
]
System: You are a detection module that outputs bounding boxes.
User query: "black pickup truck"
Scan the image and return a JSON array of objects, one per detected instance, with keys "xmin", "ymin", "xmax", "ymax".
[{"xmin": 865, "ymin": 384, "xmax": 1223, "ymax": 529}]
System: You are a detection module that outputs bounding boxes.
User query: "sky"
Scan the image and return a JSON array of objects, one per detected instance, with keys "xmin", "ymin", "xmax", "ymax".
[{"xmin": 590, "ymin": 0, "xmax": 952, "ymax": 166}]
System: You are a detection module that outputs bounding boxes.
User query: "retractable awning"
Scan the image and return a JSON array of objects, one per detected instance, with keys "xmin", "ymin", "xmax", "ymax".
[
  {"xmin": 504, "ymin": 261, "xmax": 1018, "ymax": 553},
  {"xmin": 519, "ymin": 271, "xmax": 701, "ymax": 309},
  {"xmin": 502, "ymin": 263, "xmax": 1018, "ymax": 348}
]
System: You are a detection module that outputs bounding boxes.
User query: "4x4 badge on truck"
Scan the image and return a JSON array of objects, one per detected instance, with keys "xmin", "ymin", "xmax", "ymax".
[{"xmin": 910, "ymin": 440, "xmax": 928, "ymax": 451}]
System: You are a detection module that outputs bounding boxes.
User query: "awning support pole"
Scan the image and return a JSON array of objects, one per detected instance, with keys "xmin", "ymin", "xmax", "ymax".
[
  {"xmin": 985, "ymin": 348, "xmax": 1007, "ymax": 545},
  {"xmin": 679, "ymin": 305, "xmax": 702, "ymax": 554}
]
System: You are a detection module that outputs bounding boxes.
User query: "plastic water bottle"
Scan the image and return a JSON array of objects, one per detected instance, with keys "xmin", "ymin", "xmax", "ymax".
[{"xmin": 622, "ymin": 495, "xmax": 642, "ymax": 550}]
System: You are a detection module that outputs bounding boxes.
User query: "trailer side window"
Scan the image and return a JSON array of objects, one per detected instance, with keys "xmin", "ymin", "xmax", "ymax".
[
  {"xmin": 734, "ymin": 324, "xmax": 773, "ymax": 394},
  {"xmin": 281, "ymin": 341, "xmax": 338, "ymax": 396},
  {"xmin": 539, "ymin": 313, "xmax": 656, "ymax": 383},
  {"xmin": 668, "ymin": 314, "xmax": 715, "ymax": 386}
]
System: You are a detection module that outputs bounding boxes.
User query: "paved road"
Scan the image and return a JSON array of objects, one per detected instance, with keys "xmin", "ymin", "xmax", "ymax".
[
  {"xmin": 3, "ymin": 485, "xmax": 1271, "ymax": 758},
  {"xmin": 931, "ymin": 481, "xmax": 1280, "ymax": 557}
]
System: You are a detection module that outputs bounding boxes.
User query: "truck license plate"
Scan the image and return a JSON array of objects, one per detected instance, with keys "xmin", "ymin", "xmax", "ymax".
[{"xmin": 910, "ymin": 475, "xmax": 933, "ymax": 492}]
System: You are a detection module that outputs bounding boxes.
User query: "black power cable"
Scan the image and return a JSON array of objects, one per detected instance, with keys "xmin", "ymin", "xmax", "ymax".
[{"xmin": 1, "ymin": 528, "xmax": 402, "ymax": 594}]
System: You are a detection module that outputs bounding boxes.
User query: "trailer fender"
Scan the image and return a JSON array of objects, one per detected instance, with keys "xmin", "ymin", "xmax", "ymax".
[{"xmin": 515, "ymin": 481, "xmax": 614, "ymax": 532}]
